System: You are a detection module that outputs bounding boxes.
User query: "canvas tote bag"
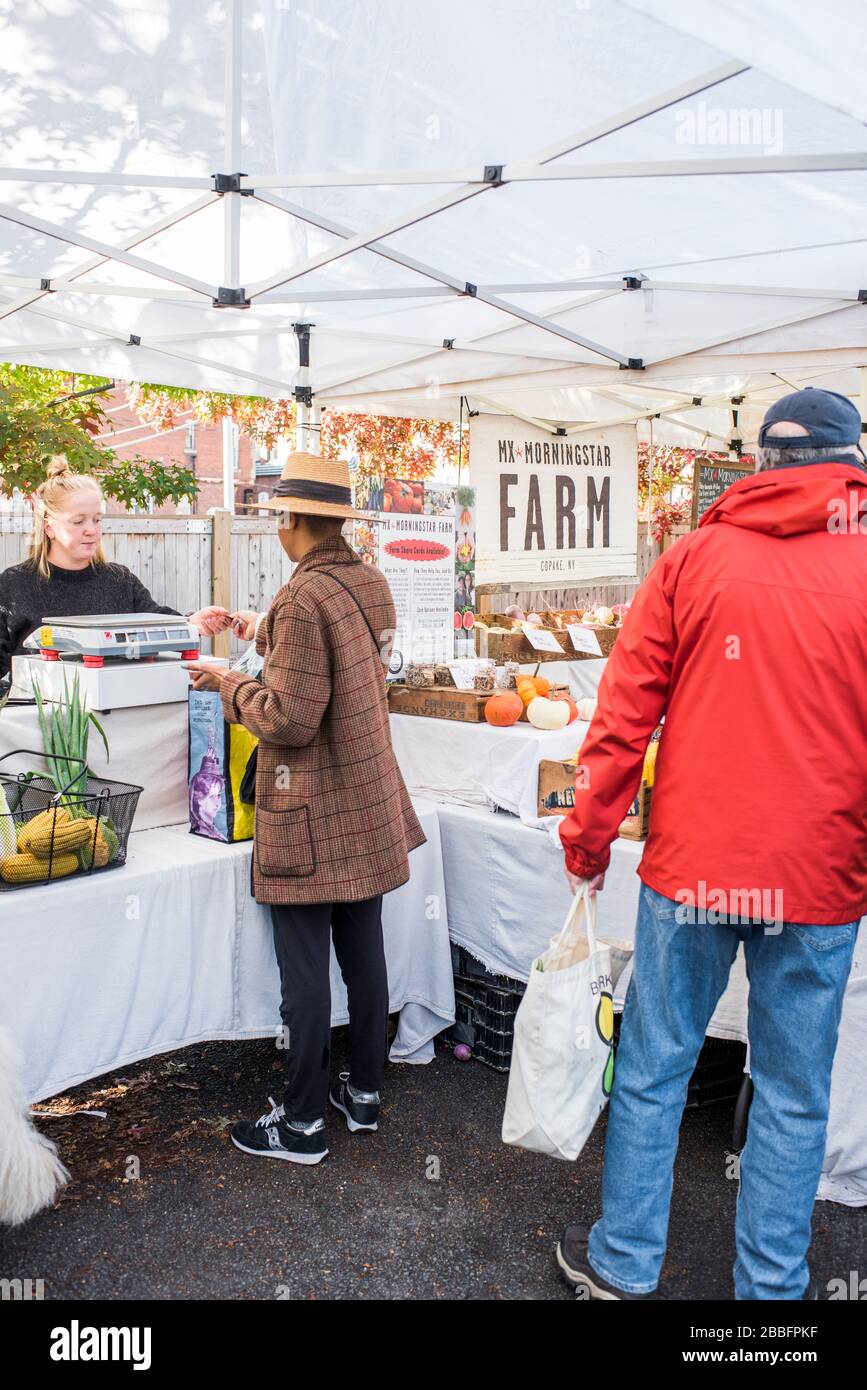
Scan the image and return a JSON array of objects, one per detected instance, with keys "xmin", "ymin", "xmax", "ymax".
[{"xmin": 502, "ymin": 882, "xmax": 632, "ymax": 1161}]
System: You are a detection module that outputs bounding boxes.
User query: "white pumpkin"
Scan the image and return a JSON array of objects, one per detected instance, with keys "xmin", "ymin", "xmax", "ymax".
[
  {"xmin": 576, "ymin": 697, "xmax": 597, "ymax": 722},
  {"xmin": 527, "ymin": 695, "xmax": 570, "ymax": 730}
]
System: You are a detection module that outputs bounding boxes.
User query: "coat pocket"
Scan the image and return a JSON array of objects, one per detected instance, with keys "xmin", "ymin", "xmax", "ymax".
[{"xmin": 254, "ymin": 805, "xmax": 315, "ymax": 878}]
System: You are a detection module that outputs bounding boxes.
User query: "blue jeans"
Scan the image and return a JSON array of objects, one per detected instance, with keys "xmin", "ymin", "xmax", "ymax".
[{"xmin": 587, "ymin": 883, "xmax": 858, "ymax": 1299}]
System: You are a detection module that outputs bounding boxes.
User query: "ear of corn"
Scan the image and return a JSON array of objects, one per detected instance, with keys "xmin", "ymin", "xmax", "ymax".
[
  {"xmin": 22, "ymin": 821, "xmax": 96, "ymax": 857},
  {"xmin": 643, "ymin": 740, "xmax": 659, "ymax": 788},
  {"xmin": 16, "ymin": 806, "xmax": 70, "ymax": 852},
  {"xmin": 1, "ymin": 850, "xmax": 79, "ymax": 883},
  {"xmin": 18, "ymin": 808, "xmax": 94, "ymax": 856},
  {"xmin": 100, "ymin": 818, "xmax": 120, "ymax": 863},
  {"xmin": 76, "ymin": 823, "xmax": 110, "ymax": 870}
]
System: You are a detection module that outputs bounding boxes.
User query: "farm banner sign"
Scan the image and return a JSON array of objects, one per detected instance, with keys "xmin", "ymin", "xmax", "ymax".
[{"xmin": 470, "ymin": 415, "xmax": 638, "ymax": 586}]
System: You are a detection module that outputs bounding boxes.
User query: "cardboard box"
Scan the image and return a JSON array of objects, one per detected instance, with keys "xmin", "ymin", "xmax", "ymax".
[
  {"xmin": 619, "ymin": 783, "xmax": 652, "ymax": 840},
  {"xmin": 537, "ymin": 758, "xmax": 579, "ymax": 817}
]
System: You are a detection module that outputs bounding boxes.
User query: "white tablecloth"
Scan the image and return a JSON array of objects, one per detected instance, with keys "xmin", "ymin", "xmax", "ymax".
[
  {"xmin": 389, "ymin": 712, "xmax": 586, "ymax": 822},
  {"xmin": 436, "ymin": 802, "xmax": 867, "ymax": 1206},
  {"xmin": 0, "ymin": 799, "xmax": 454, "ymax": 1103},
  {"xmin": 519, "ymin": 658, "xmax": 607, "ymax": 699},
  {"xmin": 0, "ymin": 700, "xmax": 189, "ymax": 832}
]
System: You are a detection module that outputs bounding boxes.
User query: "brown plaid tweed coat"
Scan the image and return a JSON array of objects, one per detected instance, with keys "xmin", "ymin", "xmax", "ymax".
[{"xmin": 220, "ymin": 535, "xmax": 426, "ymax": 905}]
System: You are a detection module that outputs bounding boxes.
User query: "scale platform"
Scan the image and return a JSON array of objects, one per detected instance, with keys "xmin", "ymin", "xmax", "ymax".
[{"xmin": 12, "ymin": 613, "xmax": 202, "ymax": 710}]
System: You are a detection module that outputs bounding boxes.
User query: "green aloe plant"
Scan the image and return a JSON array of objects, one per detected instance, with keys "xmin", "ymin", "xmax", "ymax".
[{"xmin": 32, "ymin": 669, "xmax": 109, "ymax": 809}]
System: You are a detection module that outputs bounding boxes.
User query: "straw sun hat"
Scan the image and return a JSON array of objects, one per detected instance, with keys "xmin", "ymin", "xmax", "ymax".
[{"xmin": 249, "ymin": 451, "xmax": 370, "ymax": 520}]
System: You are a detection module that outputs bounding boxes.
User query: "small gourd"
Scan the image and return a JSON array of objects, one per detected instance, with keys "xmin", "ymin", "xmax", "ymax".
[
  {"xmin": 516, "ymin": 677, "xmax": 538, "ymax": 707},
  {"xmin": 526, "ymin": 696, "xmax": 570, "ymax": 731},
  {"xmin": 484, "ymin": 692, "xmax": 524, "ymax": 727},
  {"xmin": 552, "ymin": 693, "xmax": 579, "ymax": 724}
]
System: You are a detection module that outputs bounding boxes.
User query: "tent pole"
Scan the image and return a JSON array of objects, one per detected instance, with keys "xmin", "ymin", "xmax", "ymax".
[
  {"xmin": 222, "ymin": 419, "xmax": 236, "ymax": 512},
  {"xmin": 309, "ymin": 406, "xmax": 321, "ymax": 456},
  {"xmin": 223, "ymin": 0, "xmax": 243, "ymax": 290},
  {"xmin": 221, "ymin": 0, "xmax": 243, "ymax": 514}
]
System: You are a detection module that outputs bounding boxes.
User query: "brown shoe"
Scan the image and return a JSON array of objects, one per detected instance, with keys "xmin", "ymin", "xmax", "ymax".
[{"xmin": 556, "ymin": 1224, "xmax": 664, "ymax": 1300}]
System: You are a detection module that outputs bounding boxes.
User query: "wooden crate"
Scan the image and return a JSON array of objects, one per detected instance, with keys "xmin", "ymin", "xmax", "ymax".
[
  {"xmin": 619, "ymin": 783, "xmax": 652, "ymax": 840},
  {"xmin": 388, "ymin": 682, "xmax": 568, "ymax": 723},
  {"xmin": 477, "ymin": 620, "xmax": 620, "ymax": 664},
  {"xmin": 537, "ymin": 758, "xmax": 579, "ymax": 817}
]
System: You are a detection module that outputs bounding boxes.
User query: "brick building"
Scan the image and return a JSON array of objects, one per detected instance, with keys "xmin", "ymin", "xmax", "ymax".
[{"xmin": 100, "ymin": 385, "xmax": 283, "ymax": 516}]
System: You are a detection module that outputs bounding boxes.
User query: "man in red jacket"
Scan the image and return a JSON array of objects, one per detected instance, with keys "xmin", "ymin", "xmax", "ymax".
[{"xmin": 555, "ymin": 388, "xmax": 866, "ymax": 1301}]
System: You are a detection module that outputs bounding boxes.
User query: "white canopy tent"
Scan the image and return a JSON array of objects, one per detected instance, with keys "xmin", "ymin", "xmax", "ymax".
[{"xmin": 0, "ymin": 0, "xmax": 866, "ymax": 496}]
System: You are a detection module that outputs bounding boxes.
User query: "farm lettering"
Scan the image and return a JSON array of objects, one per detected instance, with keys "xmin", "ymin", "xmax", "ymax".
[{"xmin": 499, "ymin": 473, "xmax": 611, "ymax": 551}]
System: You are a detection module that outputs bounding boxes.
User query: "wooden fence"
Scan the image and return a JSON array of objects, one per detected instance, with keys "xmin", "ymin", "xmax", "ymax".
[
  {"xmin": 1, "ymin": 513, "xmax": 679, "ymax": 645},
  {"xmin": 0, "ymin": 513, "xmax": 292, "ymax": 656}
]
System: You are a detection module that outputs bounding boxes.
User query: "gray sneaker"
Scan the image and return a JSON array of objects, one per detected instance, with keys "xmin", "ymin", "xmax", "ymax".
[
  {"xmin": 329, "ymin": 1072, "xmax": 380, "ymax": 1132},
  {"xmin": 231, "ymin": 1098, "xmax": 328, "ymax": 1165}
]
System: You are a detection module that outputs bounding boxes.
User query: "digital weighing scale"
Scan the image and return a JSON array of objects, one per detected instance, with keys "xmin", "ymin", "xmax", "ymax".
[{"xmin": 10, "ymin": 613, "xmax": 202, "ymax": 711}]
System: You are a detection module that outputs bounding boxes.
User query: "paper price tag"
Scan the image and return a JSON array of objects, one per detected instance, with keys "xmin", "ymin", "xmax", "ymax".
[
  {"xmin": 567, "ymin": 624, "xmax": 603, "ymax": 657},
  {"xmin": 520, "ymin": 623, "xmax": 563, "ymax": 653}
]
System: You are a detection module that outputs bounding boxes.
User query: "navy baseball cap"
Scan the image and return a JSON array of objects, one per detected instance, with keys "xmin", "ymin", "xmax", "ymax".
[{"xmin": 759, "ymin": 387, "xmax": 863, "ymax": 449}]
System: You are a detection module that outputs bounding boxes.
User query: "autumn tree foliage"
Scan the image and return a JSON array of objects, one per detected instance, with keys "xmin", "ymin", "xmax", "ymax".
[
  {"xmin": 638, "ymin": 441, "xmax": 754, "ymax": 541},
  {"xmin": 320, "ymin": 412, "xmax": 468, "ymax": 481},
  {"xmin": 0, "ymin": 367, "xmax": 195, "ymax": 507}
]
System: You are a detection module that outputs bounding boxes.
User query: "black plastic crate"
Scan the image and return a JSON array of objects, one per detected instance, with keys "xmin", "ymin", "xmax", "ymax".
[
  {"xmin": 444, "ymin": 956, "xmax": 527, "ymax": 1073},
  {"xmin": 448, "ymin": 992, "xmax": 516, "ymax": 1071},
  {"xmin": 445, "ymin": 948, "xmax": 747, "ymax": 1101},
  {"xmin": 450, "ymin": 942, "xmax": 524, "ymax": 990},
  {"xmin": 611, "ymin": 1015, "xmax": 746, "ymax": 1109}
]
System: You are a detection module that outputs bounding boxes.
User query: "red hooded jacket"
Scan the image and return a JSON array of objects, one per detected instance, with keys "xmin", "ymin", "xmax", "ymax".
[{"xmin": 559, "ymin": 460, "xmax": 867, "ymax": 925}]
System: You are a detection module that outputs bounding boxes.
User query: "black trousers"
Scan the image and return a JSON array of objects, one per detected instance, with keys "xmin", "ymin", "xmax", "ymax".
[{"xmin": 270, "ymin": 895, "xmax": 389, "ymax": 1123}]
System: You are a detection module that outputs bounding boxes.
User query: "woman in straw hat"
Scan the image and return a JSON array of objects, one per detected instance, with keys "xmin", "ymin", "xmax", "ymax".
[{"xmin": 187, "ymin": 452, "xmax": 426, "ymax": 1164}]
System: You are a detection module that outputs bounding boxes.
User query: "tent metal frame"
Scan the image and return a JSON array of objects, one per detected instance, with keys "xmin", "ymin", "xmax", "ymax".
[{"xmin": 0, "ymin": 1, "xmax": 865, "ymax": 467}]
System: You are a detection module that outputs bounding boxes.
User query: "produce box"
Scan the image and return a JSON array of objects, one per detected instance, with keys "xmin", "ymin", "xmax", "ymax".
[
  {"xmin": 618, "ymin": 782, "xmax": 652, "ymax": 840},
  {"xmin": 388, "ymin": 682, "xmax": 568, "ymax": 723},
  {"xmin": 477, "ymin": 618, "xmax": 620, "ymax": 664},
  {"xmin": 537, "ymin": 758, "xmax": 579, "ymax": 817}
]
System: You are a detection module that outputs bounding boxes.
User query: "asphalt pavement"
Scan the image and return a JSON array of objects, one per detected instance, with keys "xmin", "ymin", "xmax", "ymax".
[{"xmin": 3, "ymin": 1033, "xmax": 864, "ymax": 1301}]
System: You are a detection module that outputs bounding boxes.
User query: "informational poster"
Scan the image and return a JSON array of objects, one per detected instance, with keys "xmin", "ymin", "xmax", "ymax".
[
  {"xmin": 351, "ymin": 476, "xmax": 465, "ymax": 673},
  {"xmin": 470, "ymin": 415, "xmax": 638, "ymax": 585},
  {"xmin": 350, "ymin": 483, "xmax": 455, "ymax": 679},
  {"xmin": 377, "ymin": 515, "xmax": 456, "ymax": 678}
]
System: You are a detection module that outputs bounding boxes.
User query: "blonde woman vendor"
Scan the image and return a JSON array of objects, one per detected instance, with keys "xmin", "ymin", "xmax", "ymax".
[{"xmin": 0, "ymin": 456, "xmax": 231, "ymax": 679}]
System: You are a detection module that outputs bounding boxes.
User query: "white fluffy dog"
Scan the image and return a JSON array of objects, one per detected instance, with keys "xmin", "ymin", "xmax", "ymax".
[{"xmin": 0, "ymin": 1026, "xmax": 68, "ymax": 1225}]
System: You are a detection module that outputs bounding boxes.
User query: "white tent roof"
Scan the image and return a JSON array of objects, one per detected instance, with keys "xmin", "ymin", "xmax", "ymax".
[{"xmin": 0, "ymin": 0, "xmax": 865, "ymax": 450}]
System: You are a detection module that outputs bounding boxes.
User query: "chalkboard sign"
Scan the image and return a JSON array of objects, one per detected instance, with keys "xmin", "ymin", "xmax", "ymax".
[{"xmin": 691, "ymin": 460, "xmax": 752, "ymax": 526}]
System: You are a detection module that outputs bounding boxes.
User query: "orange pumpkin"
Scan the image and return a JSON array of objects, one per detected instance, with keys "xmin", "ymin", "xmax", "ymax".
[
  {"xmin": 516, "ymin": 678, "xmax": 538, "ymax": 708},
  {"xmin": 531, "ymin": 676, "xmax": 550, "ymax": 696},
  {"xmin": 484, "ymin": 691, "xmax": 524, "ymax": 727}
]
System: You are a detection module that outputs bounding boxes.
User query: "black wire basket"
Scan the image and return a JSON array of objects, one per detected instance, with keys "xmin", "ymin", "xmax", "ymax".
[{"xmin": 0, "ymin": 749, "xmax": 143, "ymax": 891}]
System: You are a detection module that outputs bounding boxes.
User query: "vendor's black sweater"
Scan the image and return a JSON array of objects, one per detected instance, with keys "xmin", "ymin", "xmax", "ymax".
[{"xmin": 0, "ymin": 560, "xmax": 179, "ymax": 678}]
